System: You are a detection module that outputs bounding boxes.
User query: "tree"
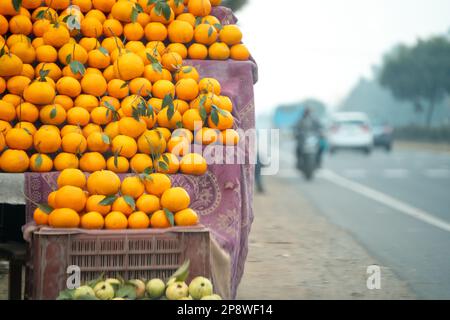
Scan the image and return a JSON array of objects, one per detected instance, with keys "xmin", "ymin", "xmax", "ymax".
[
  {"xmin": 379, "ymin": 36, "xmax": 450, "ymax": 127},
  {"xmin": 222, "ymin": 0, "xmax": 249, "ymax": 11}
]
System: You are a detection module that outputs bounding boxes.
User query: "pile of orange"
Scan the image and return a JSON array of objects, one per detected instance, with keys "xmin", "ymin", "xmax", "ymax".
[
  {"xmin": 33, "ymin": 168, "xmax": 199, "ymax": 229},
  {"xmin": 0, "ymin": 0, "xmax": 244, "ymax": 174}
]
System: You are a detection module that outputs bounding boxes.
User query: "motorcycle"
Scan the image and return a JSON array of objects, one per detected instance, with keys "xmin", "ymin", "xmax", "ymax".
[{"xmin": 296, "ymin": 133, "xmax": 321, "ymax": 181}]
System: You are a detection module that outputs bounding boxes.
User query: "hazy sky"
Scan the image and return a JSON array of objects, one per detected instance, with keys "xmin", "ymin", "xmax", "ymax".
[{"xmin": 236, "ymin": 0, "xmax": 450, "ymax": 114}]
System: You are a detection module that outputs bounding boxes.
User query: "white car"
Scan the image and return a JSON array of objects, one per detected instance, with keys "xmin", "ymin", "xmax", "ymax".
[{"xmin": 328, "ymin": 112, "xmax": 374, "ymax": 154}]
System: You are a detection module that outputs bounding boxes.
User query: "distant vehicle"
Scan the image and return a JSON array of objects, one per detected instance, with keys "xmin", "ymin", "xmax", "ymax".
[
  {"xmin": 328, "ymin": 112, "xmax": 374, "ymax": 154},
  {"xmin": 372, "ymin": 122, "xmax": 394, "ymax": 151}
]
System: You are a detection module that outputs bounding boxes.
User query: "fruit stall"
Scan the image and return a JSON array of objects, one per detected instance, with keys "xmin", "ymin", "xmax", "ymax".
[{"xmin": 0, "ymin": 0, "xmax": 256, "ymax": 300}]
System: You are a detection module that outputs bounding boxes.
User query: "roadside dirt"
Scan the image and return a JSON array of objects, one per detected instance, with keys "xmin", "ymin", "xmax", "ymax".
[{"xmin": 237, "ymin": 176, "xmax": 415, "ymax": 300}]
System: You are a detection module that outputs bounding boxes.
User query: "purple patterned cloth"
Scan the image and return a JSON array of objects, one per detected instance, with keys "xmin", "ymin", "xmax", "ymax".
[{"xmin": 24, "ymin": 57, "xmax": 258, "ymax": 298}]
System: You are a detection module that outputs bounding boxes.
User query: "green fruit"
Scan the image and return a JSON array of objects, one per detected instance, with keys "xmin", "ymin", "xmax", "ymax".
[
  {"xmin": 129, "ymin": 279, "xmax": 146, "ymax": 299},
  {"xmin": 73, "ymin": 285, "xmax": 95, "ymax": 299},
  {"xmin": 189, "ymin": 277, "xmax": 213, "ymax": 300},
  {"xmin": 93, "ymin": 281, "xmax": 115, "ymax": 300},
  {"xmin": 165, "ymin": 282, "xmax": 189, "ymax": 300},
  {"xmin": 146, "ymin": 278, "xmax": 166, "ymax": 299}
]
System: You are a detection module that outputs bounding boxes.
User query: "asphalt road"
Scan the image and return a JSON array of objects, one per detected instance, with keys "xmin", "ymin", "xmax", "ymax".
[{"xmin": 276, "ymin": 141, "xmax": 450, "ymax": 299}]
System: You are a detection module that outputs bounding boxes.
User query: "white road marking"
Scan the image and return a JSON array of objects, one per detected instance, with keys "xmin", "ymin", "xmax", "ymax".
[{"xmin": 318, "ymin": 169, "xmax": 450, "ymax": 233}]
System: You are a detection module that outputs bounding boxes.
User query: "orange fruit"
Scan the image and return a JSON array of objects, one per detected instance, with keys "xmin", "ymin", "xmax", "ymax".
[
  {"xmin": 0, "ymin": 100, "xmax": 16, "ymax": 122},
  {"xmin": 167, "ymin": 20, "xmax": 194, "ymax": 44},
  {"xmin": 124, "ymin": 22, "xmax": 144, "ymax": 41},
  {"xmin": 194, "ymin": 24, "xmax": 218, "ymax": 45},
  {"xmin": 86, "ymin": 195, "xmax": 112, "ymax": 216},
  {"xmin": 181, "ymin": 109, "xmax": 203, "ymax": 131},
  {"xmin": 0, "ymin": 53, "xmax": 23, "ymax": 77},
  {"xmin": 0, "ymin": 77, "xmax": 5, "ymax": 94},
  {"xmin": 29, "ymin": 153, "xmax": 53, "ymax": 172},
  {"xmin": 143, "ymin": 64, "xmax": 164, "ymax": 83},
  {"xmin": 106, "ymin": 156, "xmax": 129, "ymax": 173},
  {"xmin": 150, "ymin": 210, "xmax": 172, "ymax": 229},
  {"xmin": 146, "ymin": 40, "xmax": 166, "ymax": 55},
  {"xmin": 219, "ymin": 129, "xmax": 239, "ymax": 145},
  {"xmin": 91, "ymin": 107, "xmax": 113, "ymax": 125},
  {"xmin": 5, "ymin": 128, "xmax": 33, "ymax": 150},
  {"xmin": 121, "ymin": 176, "xmax": 145, "ymax": 199},
  {"xmin": 66, "ymin": 107, "xmax": 90, "ymax": 126},
  {"xmin": 3, "ymin": 94, "xmax": 22, "ymax": 107},
  {"xmin": 126, "ymin": 41, "xmax": 146, "ymax": 54},
  {"xmin": 161, "ymin": 52, "xmax": 182, "ymax": 72},
  {"xmin": 114, "ymin": 52, "xmax": 145, "ymax": 80},
  {"xmin": 35, "ymin": 62, "xmax": 62, "ymax": 81},
  {"xmin": 104, "ymin": 121, "xmax": 120, "ymax": 140},
  {"xmin": 48, "ymin": 208, "xmax": 80, "ymax": 228},
  {"xmin": 9, "ymin": 14, "xmax": 33, "ymax": 35},
  {"xmin": 157, "ymin": 107, "xmax": 182, "ymax": 130},
  {"xmin": 33, "ymin": 208, "xmax": 49, "ymax": 226},
  {"xmin": 23, "ymin": 80, "xmax": 56, "ymax": 105},
  {"xmin": 80, "ymin": 152, "xmax": 107, "ymax": 172},
  {"xmin": 107, "ymin": 79, "xmax": 130, "ymax": 99},
  {"xmin": 81, "ymin": 16, "xmax": 103, "ymax": 38},
  {"xmin": 0, "ymin": 149, "xmax": 29, "ymax": 172},
  {"xmin": 198, "ymin": 77, "xmax": 221, "ymax": 95},
  {"xmin": 208, "ymin": 42, "xmax": 230, "ymax": 60},
  {"xmin": 43, "ymin": 23, "xmax": 70, "ymax": 48},
  {"xmin": 176, "ymin": 12, "xmax": 196, "ymax": 27},
  {"xmin": 61, "ymin": 125, "xmax": 82, "ymax": 137},
  {"xmin": 149, "ymin": 6, "xmax": 174, "ymax": 24},
  {"xmin": 136, "ymin": 194, "xmax": 160, "ymax": 214},
  {"xmin": 152, "ymin": 79, "xmax": 175, "ymax": 99},
  {"xmin": 104, "ymin": 211, "xmax": 128, "ymax": 229},
  {"xmin": 167, "ymin": 136, "xmax": 190, "ymax": 156},
  {"xmin": 16, "ymin": 102, "xmax": 39, "ymax": 123},
  {"xmin": 175, "ymin": 65, "xmax": 200, "ymax": 82},
  {"xmin": 208, "ymin": 109, "xmax": 234, "ymax": 130},
  {"xmin": 195, "ymin": 127, "xmax": 219, "ymax": 145},
  {"xmin": 55, "ymin": 185, "xmax": 86, "ymax": 212},
  {"xmin": 85, "ymin": 9, "xmax": 107, "ymax": 23},
  {"xmin": 180, "ymin": 153, "xmax": 207, "ymax": 175},
  {"xmin": 34, "ymin": 127, "xmax": 61, "ymax": 153},
  {"xmin": 0, "ymin": 14, "xmax": 8, "ymax": 34},
  {"xmin": 57, "ymin": 168, "xmax": 86, "ymax": 189},
  {"xmin": 40, "ymin": 104, "xmax": 66, "ymax": 125},
  {"xmin": 155, "ymin": 127, "xmax": 171, "ymax": 142},
  {"xmin": 47, "ymin": 190, "xmax": 57, "ymax": 208},
  {"xmin": 155, "ymin": 152, "xmax": 179, "ymax": 174},
  {"xmin": 111, "ymin": 135, "xmax": 138, "ymax": 158},
  {"xmin": 101, "ymin": 37, "xmax": 124, "ymax": 54},
  {"xmin": 175, "ymin": 78, "xmax": 199, "ymax": 101},
  {"xmin": 137, "ymin": 12, "xmax": 151, "ymax": 27},
  {"xmin": 10, "ymin": 42, "xmax": 36, "ymax": 64},
  {"xmin": 81, "ymin": 211, "xmax": 105, "ymax": 229},
  {"xmin": 161, "ymin": 187, "xmax": 190, "ymax": 213},
  {"xmin": 137, "ymin": 129, "xmax": 166, "ymax": 155},
  {"xmin": 87, "ymin": 131, "xmax": 110, "ymax": 153},
  {"xmin": 81, "ymin": 73, "xmax": 107, "ymax": 96},
  {"xmin": 201, "ymin": 15, "xmax": 220, "ymax": 25},
  {"xmin": 56, "ymin": 76, "xmax": 81, "ymax": 98},
  {"xmin": 130, "ymin": 153, "xmax": 153, "ymax": 173},
  {"xmin": 58, "ymin": 43, "xmax": 89, "ymax": 65},
  {"xmin": 172, "ymin": 128, "xmax": 194, "ymax": 143},
  {"xmin": 118, "ymin": 117, "xmax": 147, "ymax": 139},
  {"xmin": 88, "ymin": 49, "xmax": 111, "ymax": 69},
  {"xmin": 0, "ymin": 121, "xmax": 12, "ymax": 135},
  {"xmin": 21, "ymin": 63, "xmax": 35, "ymax": 79},
  {"xmin": 128, "ymin": 211, "xmax": 150, "ymax": 229},
  {"xmin": 173, "ymin": 99, "xmax": 189, "ymax": 115},
  {"xmin": 14, "ymin": 121, "xmax": 37, "ymax": 135},
  {"xmin": 111, "ymin": 0, "xmax": 134, "ymax": 22},
  {"xmin": 230, "ymin": 44, "xmax": 250, "ymax": 61},
  {"xmin": 78, "ymin": 37, "xmax": 101, "ymax": 52},
  {"xmin": 73, "ymin": 0, "xmax": 93, "ymax": 12},
  {"xmin": 92, "ymin": 0, "xmax": 115, "ymax": 12},
  {"xmin": 144, "ymin": 173, "xmax": 171, "ymax": 197},
  {"xmin": 217, "ymin": 95, "xmax": 233, "ymax": 112},
  {"xmin": 87, "ymin": 170, "xmax": 121, "ymax": 195},
  {"xmin": 219, "ymin": 25, "xmax": 242, "ymax": 45},
  {"xmin": 62, "ymin": 132, "xmax": 87, "ymax": 154},
  {"xmin": 112, "ymin": 196, "xmax": 134, "ymax": 216},
  {"xmin": 103, "ymin": 18, "xmax": 123, "ymax": 37},
  {"xmin": 174, "ymin": 208, "xmax": 199, "ymax": 226},
  {"xmin": 45, "ymin": 0, "xmax": 70, "ymax": 10},
  {"xmin": 74, "ymin": 94, "xmax": 100, "ymax": 112},
  {"xmin": 129, "ymin": 77, "xmax": 152, "ymax": 97},
  {"xmin": 54, "ymin": 153, "xmax": 79, "ymax": 171},
  {"xmin": 188, "ymin": 0, "xmax": 212, "ymax": 17}
]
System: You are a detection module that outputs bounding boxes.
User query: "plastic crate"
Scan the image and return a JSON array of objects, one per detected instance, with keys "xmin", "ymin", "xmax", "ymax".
[{"xmin": 26, "ymin": 227, "xmax": 211, "ymax": 300}]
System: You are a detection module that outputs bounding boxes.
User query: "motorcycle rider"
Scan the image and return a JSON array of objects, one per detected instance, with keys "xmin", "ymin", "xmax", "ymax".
[{"xmin": 294, "ymin": 107, "xmax": 324, "ymax": 170}]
